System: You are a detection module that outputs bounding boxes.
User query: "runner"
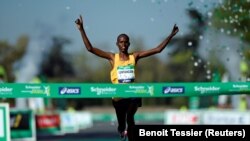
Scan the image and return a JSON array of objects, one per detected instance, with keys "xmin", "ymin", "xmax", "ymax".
[{"xmin": 75, "ymin": 15, "xmax": 179, "ymax": 141}]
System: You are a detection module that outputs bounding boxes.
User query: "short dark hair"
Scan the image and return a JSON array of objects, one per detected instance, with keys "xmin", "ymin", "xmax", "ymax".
[{"xmin": 117, "ymin": 33, "xmax": 129, "ymax": 42}]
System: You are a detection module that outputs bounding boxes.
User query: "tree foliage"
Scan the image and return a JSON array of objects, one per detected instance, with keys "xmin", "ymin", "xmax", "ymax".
[
  {"xmin": 0, "ymin": 35, "xmax": 29, "ymax": 82},
  {"xmin": 212, "ymin": 0, "xmax": 250, "ymax": 42},
  {"xmin": 211, "ymin": 0, "xmax": 250, "ymax": 78},
  {"xmin": 40, "ymin": 36, "xmax": 75, "ymax": 82}
]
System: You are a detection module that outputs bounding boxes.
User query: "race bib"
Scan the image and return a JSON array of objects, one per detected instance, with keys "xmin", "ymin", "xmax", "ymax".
[{"xmin": 117, "ymin": 65, "xmax": 135, "ymax": 83}]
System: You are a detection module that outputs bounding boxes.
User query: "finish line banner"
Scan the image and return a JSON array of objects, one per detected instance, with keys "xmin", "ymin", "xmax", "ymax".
[{"xmin": 0, "ymin": 82, "xmax": 249, "ymax": 98}]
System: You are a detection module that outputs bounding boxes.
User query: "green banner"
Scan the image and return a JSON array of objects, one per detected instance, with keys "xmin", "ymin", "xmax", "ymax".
[
  {"xmin": 0, "ymin": 82, "xmax": 249, "ymax": 98},
  {"xmin": 0, "ymin": 103, "xmax": 10, "ymax": 141}
]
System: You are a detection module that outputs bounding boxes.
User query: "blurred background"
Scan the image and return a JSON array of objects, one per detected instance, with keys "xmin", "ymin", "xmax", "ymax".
[{"xmin": 0, "ymin": 0, "xmax": 250, "ymax": 140}]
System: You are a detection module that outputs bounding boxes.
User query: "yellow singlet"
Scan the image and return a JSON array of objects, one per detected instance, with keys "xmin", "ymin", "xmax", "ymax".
[{"xmin": 110, "ymin": 53, "xmax": 136, "ymax": 101}]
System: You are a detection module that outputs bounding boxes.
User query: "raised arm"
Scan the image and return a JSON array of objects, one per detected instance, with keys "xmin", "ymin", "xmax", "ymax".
[
  {"xmin": 75, "ymin": 15, "xmax": 114, "ymax": 61},
  {"xmin": 134, "ymin": 24, "xmax": 179, "ymax": 62}
]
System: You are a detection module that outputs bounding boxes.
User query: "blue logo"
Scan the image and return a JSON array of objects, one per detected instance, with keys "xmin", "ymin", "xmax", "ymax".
[
  {"xmin": 59, "ymin": 87, "xmax": 81, "ymax": 95},
  {"xmin": 162, "ymin": 86, "xmax": 185, "ymax": 94}
]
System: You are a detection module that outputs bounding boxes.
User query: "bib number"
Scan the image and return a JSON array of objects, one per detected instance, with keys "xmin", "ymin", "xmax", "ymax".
[{"xmin": 117, "ymin": 65, "xmax": 135, "ymax": 83}]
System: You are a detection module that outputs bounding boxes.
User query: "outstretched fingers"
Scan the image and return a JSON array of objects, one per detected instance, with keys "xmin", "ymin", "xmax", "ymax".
[
  {"xmin": 80, "ymin": 15, "xmax": 83, "ymax": 23},
  {"xmin": 172, "ymin": 24, "xmax": 179, "ymax": 35}
]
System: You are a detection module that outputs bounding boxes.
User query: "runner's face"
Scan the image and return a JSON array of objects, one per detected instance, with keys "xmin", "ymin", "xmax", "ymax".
[{"xmin": 117, "ymin": 36, "xmax": 130, "ymax": 53}]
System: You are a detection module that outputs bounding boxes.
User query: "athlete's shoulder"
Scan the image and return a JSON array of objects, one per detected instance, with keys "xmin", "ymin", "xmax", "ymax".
[{"xmin": 130, "ymin": 52, "xmax": 138, "ymax": 59}]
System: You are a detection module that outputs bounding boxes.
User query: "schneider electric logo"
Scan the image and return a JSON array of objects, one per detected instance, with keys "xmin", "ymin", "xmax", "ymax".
[
  {"xmin": 162, "ymin": 86, "xmax": 185, "ymax": 94},
  {"xmin": 194, "ymin": 86, "xmax": 220, "ymax": 94},
  {"xmin": 90, "ymin": 87, "xmax": 116, "ymax": 95},
  {"xmin": 59, "ymin": 87, "xmax": 81, "ymax": 95},
  {"xmin": 0, "ymin": 87, "xmax": 13, "ymax": 95}
]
